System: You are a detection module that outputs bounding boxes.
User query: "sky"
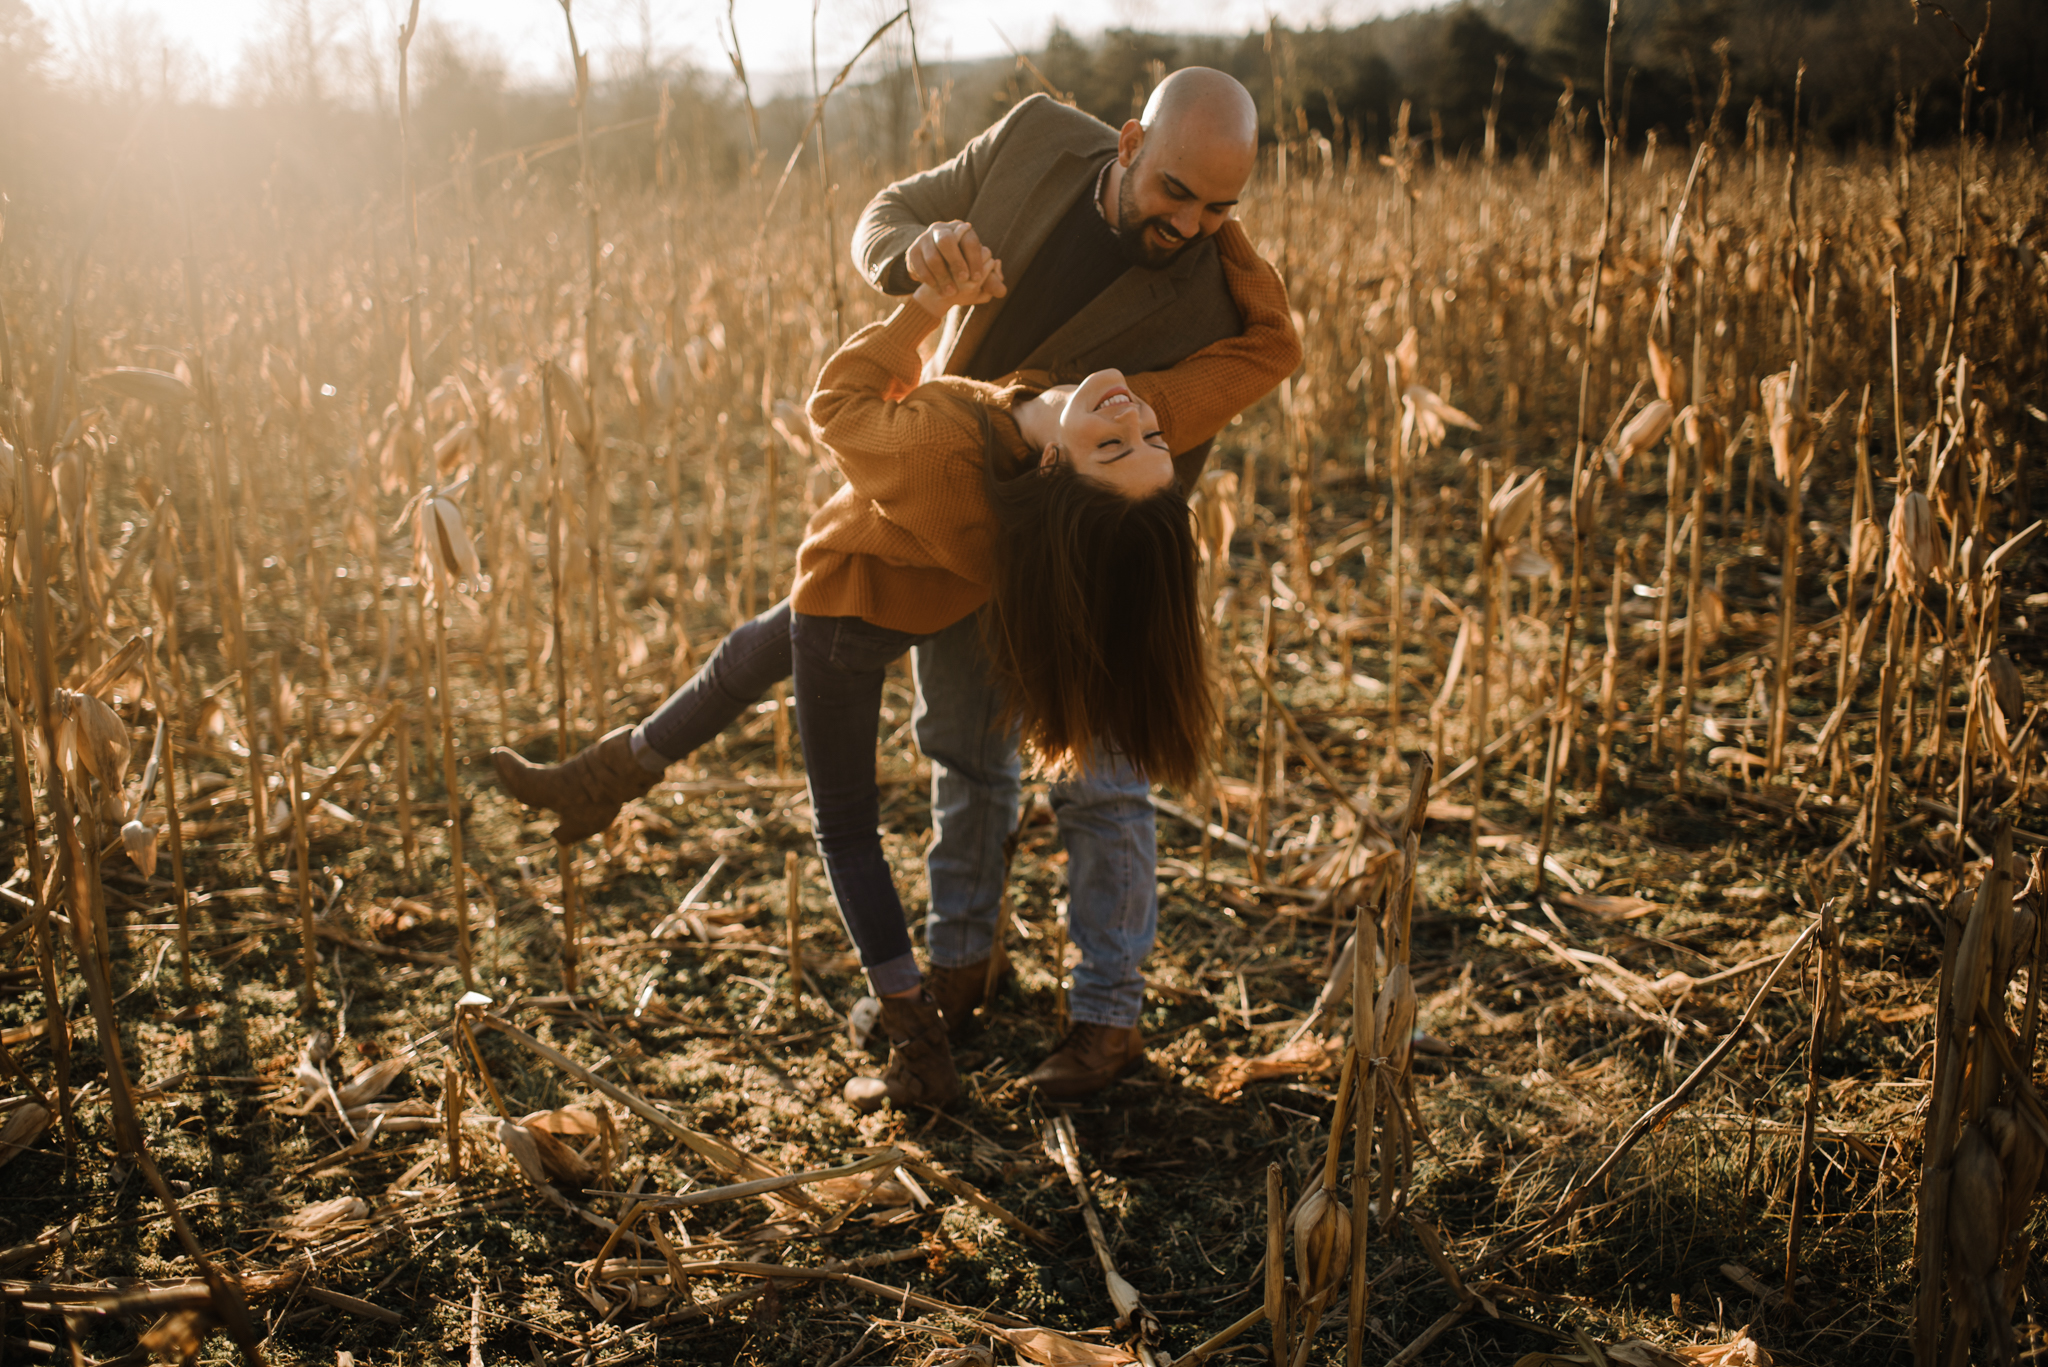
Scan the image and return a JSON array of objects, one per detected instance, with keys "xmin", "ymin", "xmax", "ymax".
[{"xmin": 27, "ymin": 0, "xmax": 1407, "ymax": 98}]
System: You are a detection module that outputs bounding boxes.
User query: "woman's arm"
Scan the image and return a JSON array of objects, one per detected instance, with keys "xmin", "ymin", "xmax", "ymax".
[
  {"xmin": 1124, "ymin": 220, "xmax": 1303, "ymax": 456},
  {"xmin": 806, "ymin": 242, "xmax": 1007, "ymax": 493}
]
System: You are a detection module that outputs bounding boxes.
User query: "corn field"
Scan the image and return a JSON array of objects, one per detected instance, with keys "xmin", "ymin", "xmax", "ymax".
[{"xmin": 2, "ymin": 13, "xmax": 2048, "ymax": 1365}]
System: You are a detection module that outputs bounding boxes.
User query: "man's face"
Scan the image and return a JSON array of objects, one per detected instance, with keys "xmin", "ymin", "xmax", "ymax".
[{"xmin": 1112, "ymin": 137, "xmax": 1252, "ymax": 268}]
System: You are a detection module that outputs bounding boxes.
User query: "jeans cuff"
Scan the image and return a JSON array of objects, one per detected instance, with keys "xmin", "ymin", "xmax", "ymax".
[
  {"xmin": 1066, "ymin": 1003, "xmax": 1143, "ymax": 1029},
  {"xmin": 865, "ymin": 952, "xmax": 923, "ymax": 998}
]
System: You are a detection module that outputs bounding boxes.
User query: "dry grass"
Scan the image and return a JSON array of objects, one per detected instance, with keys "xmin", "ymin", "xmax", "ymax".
[{"xmin": 1, "ymin": 76, "xmax": 2046, "ymax": 1367}]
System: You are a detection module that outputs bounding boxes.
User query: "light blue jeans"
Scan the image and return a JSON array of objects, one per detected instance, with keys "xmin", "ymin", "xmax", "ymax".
[{"xmin": 911, "ymin": 613, "xmax": 1157, "ymax": 1029}]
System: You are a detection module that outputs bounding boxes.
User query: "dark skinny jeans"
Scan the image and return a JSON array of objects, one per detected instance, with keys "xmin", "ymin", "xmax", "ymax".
[{"xmin": 633, "ymin": 597, "xmax": 929, "ymax": 996}]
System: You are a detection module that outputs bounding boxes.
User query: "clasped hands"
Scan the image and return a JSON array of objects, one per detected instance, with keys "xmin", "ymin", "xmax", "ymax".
[{"xmin": 908, "ymin": 220, "xmax": 1007, "ymax": 318}]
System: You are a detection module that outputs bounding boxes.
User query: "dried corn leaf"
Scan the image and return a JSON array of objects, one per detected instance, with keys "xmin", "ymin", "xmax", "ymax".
[
  {"xmin": 280, "ymin": 1195, "xmax": 368, "ymax": 1240},
  {"xmin": 1554, "ymin": 892, "xmax": 1660, "ymax": 920},
  {"xmin": 140, "ymin": 1307, "xmax": 218, "ymax": 1362},
  {"xmin": 1608, "ymin": 1343, "xmax": 1689, "ymax": 1367},
  {"xmin": 999, "ymin": 1327, "xmax": 1137, "ymax": 1367},
  {"xmin": 493, "ymin": 1118, "xmax": 551, "ymax": 1188},
  {"xmin": 815, "ymin": 1172, "xmax": 916, "ymax": 1208},
  {"xmin": 89, "ymin": 367, "xmax": 195, "ymax": 408},
  {"xmin": 524, "ymin": 1121, "xmax": 597, "ymax": 1187},
  {"xmin": 337, "ymin": 1059, "xmax": 409, "ymax": 1109},
  {"xmin": 1672, "ymin": 1333, "xmax": 1773, "ymax": 1366},
  {"xmin": 0, "ymin": 1102, "xmax": 51, "ymax": 1171},
  {"xmin": 1206, "ymin": 1035, "xmax": 1342, "ymax": 1100}
]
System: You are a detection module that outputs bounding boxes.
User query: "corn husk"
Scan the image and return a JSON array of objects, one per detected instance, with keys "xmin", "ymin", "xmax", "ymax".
[
  {"xmin": 423, "ymin": 497, "xmax": 480, "ymax": 581},
  {"xmin": 1615, "ymin": 399, "xmax": 1675, "ymax": 467},
  {"xmin": 88, "ymin": 367, "xmax": 196, "ymax": 408},
  {"xmin": 493, "ymin": 1117, "xmax": 552, "ymax": 1188},
  {"xmin": 1761, "ymin": 366, "xmax": 1813, "ymax": 485},
  {"xmin": 1402, "ymin": 383, "xmax": 1482, "ymax": 450},
  {"xmin": 1985, "ymin": 1106, "xmax": 2046, "ymax": 1241},
  {"xmin": 432, "ymin": 422, "xmax": 479, "ymax": 478},
  {"xmin": 1488, "ymin": 471, "xmax": 1545, "ymax": 547},
  {"xmin": 544, "ymin": 358, "xmax": 593, "ymax": 450},
  {"xmin": 0, "ymin": 1101, "xmax": 51, "ymax": 1172},
  {"xmin": 0, "ymin": 435, "xmax": 15, "ymax": 523},
  {"xmin": 1375, "ymin": 963, "xmax": 1417, "ymax": 1077},
  {"xmin": 121, "ymin": 819, "xmax": 160, "ymax": 877},
  {"xmin": 1507, "ymin": 543, "xmax": 1557, "ymax": 581},
  {"xmin": 1291, "ymin": 1184, "xmax": 1353, "ymax": 1296},
  {"xmin": 1647, "ymin": 336, "xmax": 1688, "ymax": 406},
  {"xmin": 1390, "ymin": 325, "xmax": 1420, "ymax": 387},
  {"xmin": 55, "ymin": 689, "xmax": 132, "ymax": 788},
  {"xmin": 1680, "ymin": 406, "xmax": 1727, "ymax": 486},
  {"xmin": 1989, "ymin": 653, "xmax": 2025, "ymax": 729},
  {"xmin": 1887, "ymin": 490, "xmax": 1937, "ymax": 592},
  {"xmin": 517, "ymin": 1106, "xmax": 604, "ymax": 1185}
]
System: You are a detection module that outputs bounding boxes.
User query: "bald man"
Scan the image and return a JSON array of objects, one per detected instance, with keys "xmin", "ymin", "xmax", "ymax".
[{"xmin": 849, "ymin": 70, "xmax": 1296, "ymax": 1101}]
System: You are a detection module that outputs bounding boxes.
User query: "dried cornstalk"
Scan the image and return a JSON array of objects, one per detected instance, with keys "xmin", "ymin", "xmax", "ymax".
[
  {"xmin": 1595, "ymin": 540, "xmax": 1627, "ymax": 810},
  {"xmin": 287, "ymin": 742, "xmax": 316, "ymax": 1010},
  {"xmin": 1763, "ymin": 365, "xmax": 1816, "ymax": 780}
]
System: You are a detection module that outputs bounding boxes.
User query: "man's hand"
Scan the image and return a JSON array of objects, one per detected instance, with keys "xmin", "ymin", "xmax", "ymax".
[
  {"xmin": 904, "ymin": 221, "xmax": 1009, "ymax": 301},
  {"xmin": 910, "ymin": 227, "xmax": 1006, "ymax": 318}
]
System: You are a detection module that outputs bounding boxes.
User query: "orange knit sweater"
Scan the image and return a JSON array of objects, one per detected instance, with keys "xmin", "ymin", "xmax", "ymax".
[{"xmin": 794, "ymin": 219, "xmax": 1300, "ymax": 635}]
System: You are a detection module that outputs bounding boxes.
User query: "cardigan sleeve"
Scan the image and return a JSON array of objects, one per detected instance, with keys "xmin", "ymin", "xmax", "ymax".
[
  {"xmin": 1123, "ymin": 220, "xmax": 1303, "ymax": 456},
  {"xmin": 804, "ymin": 306, "xmax": 1001, "ymax": 587}
]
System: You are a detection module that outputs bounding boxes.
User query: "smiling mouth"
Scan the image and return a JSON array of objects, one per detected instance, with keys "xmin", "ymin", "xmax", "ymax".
[{"xmin": 1093, "ymin": 387, "xmax": 1135, "ymax": 412}]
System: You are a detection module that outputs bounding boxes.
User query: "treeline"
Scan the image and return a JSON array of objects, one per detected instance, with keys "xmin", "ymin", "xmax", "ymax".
[
  {"xmin": 1012, "ymin": 0, "xmax": 2040, "ymax": 159},
  {"xmin": 0, "ymin": 0, "xmax": 2037, "ymax": 235}
]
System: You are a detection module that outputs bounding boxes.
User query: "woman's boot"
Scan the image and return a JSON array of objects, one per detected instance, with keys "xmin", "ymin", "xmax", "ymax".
[
  {"xmin": 490, "ymin": 726, "xmax": 658, "ymax": 843},
  {"xmin": 843, "ymin": 991, "xmax": 960, "ymax": 1112}
]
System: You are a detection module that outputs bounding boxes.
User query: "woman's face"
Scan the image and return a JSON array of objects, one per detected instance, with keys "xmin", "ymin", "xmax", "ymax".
[{"xmin": 1047, "ymin": 369, "xmax": 1173, "ymax": 498}]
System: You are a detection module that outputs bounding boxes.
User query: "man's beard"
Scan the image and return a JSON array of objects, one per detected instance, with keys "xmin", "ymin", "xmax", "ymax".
[{"xmin": 1114, "ymin": 159, "xmax": 1193, "ymax": 268}]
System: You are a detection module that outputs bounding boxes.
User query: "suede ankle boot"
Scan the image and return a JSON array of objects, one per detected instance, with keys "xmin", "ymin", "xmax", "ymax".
[
  {"xmin": 490, "ymin": 726, "xmax": 658, "ymax": 844},
  {"xmin": 844, "ymin": 991, "xmax": 960, "ymax": 1112}
]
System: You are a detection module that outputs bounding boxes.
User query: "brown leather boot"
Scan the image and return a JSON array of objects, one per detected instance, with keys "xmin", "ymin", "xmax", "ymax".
[
  {"xmin": 490, "ymin": 726, "xmax": 658, "ymax": 844},
  {"xmin": 926, "ymin": 957, "xmax": 1007, "ymax": 1038},
  {"xmin": 1025, "ymin": 1022, "xmax": 1145, "ymax": 1101},
  {"xmin": 843, "ymin": 991, "xmax": 960, "ymax": 1113}
]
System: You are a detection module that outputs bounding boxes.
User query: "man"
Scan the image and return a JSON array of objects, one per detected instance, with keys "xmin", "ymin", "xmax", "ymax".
[{"xmin": 850, "ymin": 67, "xmax": 1297, "ymax": 1099}]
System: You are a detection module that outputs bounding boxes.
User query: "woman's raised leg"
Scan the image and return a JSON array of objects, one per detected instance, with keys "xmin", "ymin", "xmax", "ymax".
[{"xmin": 491, "ymin": 599, "xmax": 795, "ymax": 842}]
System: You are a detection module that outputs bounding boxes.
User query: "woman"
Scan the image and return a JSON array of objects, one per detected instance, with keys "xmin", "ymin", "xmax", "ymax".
[{"xmin": 494, "ymin": 220, "xmax": 1298, "ymax": 1110}]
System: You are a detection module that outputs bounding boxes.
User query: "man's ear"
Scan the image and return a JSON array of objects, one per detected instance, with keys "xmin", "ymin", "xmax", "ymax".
[{"xmin": 1117, "ymin": 120, "xmax": 1144, "ymax": 167}]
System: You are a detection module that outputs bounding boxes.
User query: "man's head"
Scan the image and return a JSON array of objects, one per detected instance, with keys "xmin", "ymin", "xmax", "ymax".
[{"xmin": 1106, "ymin": 67, "xmax": 1259, "ymax": 268}]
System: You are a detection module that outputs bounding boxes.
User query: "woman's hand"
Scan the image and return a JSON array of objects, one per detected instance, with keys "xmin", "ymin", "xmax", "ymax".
[{"xmin": 911, "ymin": 223, "xmax": 1005, "ymax": 318}]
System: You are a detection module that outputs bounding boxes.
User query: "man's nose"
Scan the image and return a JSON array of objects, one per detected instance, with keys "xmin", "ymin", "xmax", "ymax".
[{"xmin": 1170, "ymin": 205, "xmax": 1201, "ymax": 239}]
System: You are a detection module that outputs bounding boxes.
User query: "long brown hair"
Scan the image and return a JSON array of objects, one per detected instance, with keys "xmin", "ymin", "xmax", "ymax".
[{"xmin": 975, "ymin": 409, "xmax": 1216, "ymax": 789}]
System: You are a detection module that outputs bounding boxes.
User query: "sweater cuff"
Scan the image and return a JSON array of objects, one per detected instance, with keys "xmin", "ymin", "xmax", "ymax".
[{"xmin": 869, "ymin": 303, "xmax": 939, "ymax": 378}]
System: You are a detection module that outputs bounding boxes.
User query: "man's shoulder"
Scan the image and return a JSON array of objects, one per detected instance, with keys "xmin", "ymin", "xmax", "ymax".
[{"xmin": 991, "ymin": 94, "xmax": 1118, "ymax": 158}]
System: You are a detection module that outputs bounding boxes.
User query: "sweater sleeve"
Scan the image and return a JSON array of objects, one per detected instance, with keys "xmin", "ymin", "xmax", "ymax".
[
  {"xmin": 804, "ymin": 306, "xmax": 999, "ymax": 587},
  {"xmin": 1124, "ymin": 220, "xmax": 1303, "ymax": 456}
]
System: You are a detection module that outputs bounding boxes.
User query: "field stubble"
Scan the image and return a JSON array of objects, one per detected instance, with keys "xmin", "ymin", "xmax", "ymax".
[{"xmin": 1, "ymin": 108, "xmax": 2046, "ymax": 1366}]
